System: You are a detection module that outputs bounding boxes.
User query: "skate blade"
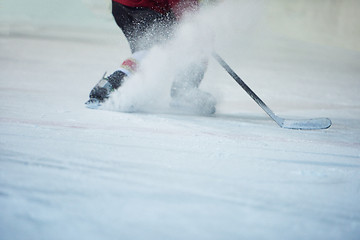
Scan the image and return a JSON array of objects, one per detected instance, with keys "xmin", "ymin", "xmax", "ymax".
[{"xmin": 85, "ymin": 98, "xmax": 102, "ymax": 109}]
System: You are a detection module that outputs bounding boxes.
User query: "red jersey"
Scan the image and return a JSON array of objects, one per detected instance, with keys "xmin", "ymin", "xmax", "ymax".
[{"xmin": 112, "ymin": 0, "xmax": 199, "ymax": 17}]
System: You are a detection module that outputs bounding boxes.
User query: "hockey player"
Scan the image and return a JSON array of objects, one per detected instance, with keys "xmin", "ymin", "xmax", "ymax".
[{"xmin": 87, "ymin": 0, "xmax": 216, "ymax": 115}]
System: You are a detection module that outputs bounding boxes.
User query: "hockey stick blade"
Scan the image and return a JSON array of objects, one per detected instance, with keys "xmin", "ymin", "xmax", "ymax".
[
  {"xmin": 279, "ymin": 117, "xmax": 332, "ymax": 130},
  {"xmin": 212, "ymin": 52, "xmax": 332, "ymax": 130}
]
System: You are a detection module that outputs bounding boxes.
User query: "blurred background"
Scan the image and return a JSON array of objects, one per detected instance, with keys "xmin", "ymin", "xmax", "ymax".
[
  {"xmin": 267, "ymin": 0, "xmax": 360, "ymax": 51},
  {"xmin": 1, "ymin": 0, "xmax": 359, "ymax": 50}
]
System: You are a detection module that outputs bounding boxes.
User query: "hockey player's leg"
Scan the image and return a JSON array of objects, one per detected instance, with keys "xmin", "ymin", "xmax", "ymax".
[
  {"xmin": 87, "ymin": 2, "xmax": 176, "ymax": 107},
  {"xmin": 170, "ymin": 60, "xmax": 216, "ymax": 115}
]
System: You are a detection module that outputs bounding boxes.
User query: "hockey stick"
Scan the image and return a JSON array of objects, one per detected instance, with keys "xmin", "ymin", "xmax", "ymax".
[{"xmin": 212, "ymin": 52, "xmax": 332, "ymax": 130}]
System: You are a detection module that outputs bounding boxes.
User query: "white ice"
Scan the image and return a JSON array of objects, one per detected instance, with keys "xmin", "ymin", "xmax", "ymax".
[{"xmin": 1, "ymin": 0, "xmax": 360, "ymax": 240}]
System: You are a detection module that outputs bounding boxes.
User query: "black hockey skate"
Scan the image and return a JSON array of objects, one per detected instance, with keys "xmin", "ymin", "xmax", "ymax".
[{"xmin": 85, "ymin": 71, "xmax": 126, "ymax": 108}]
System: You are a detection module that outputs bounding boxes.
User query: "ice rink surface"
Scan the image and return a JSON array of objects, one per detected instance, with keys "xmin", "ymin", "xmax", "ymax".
[{"xmin": 1, "ymin": 0, "xmax": 360, "ymax": 239}]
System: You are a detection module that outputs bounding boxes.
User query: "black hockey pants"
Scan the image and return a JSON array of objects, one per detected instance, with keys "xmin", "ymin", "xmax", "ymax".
[{"xmin": 112, "ymin": 1, "xmax": 176, "ymax": 53}]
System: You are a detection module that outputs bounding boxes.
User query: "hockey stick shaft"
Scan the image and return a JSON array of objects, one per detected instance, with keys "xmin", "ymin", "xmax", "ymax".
[{"xmin": 212, "ymin": 52, "xmax": 283, "ymax": 126}]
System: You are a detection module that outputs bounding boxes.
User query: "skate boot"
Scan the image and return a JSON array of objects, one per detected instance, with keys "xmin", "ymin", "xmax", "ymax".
[
  {"xmin": 170, "ymin": 86, "xmax": 217, "ymax": 115},
  {"xmin": 85, "ymin": 70, "xmax": 126, "ymax": 107}
]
